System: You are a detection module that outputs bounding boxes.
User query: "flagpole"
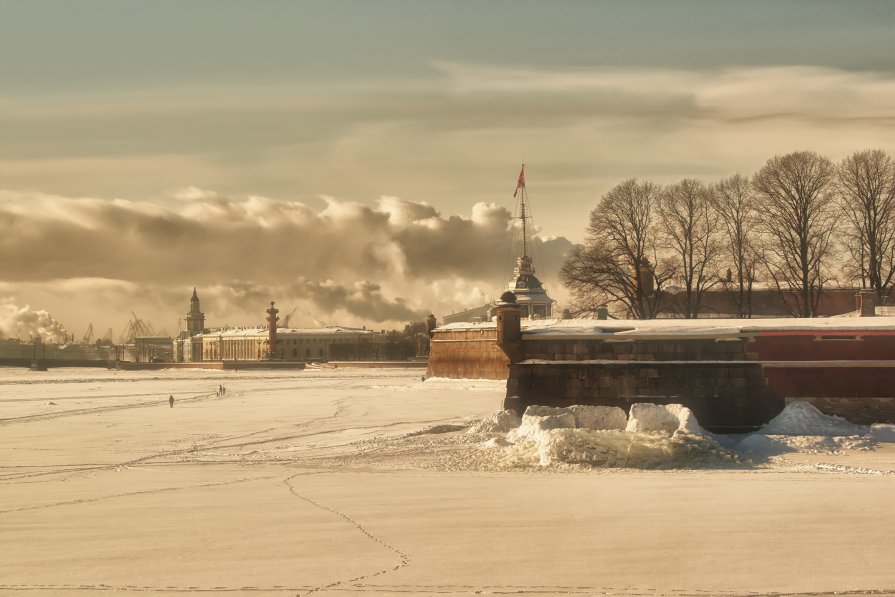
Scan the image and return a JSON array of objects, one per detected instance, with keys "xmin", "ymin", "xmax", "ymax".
[
  {"xmin": 521, "ymin": 180, "xmax": 527, "ymax": 258},
  {"xmin": 513, "ymin": 162, "xmax": 529, "ymax": 258}
]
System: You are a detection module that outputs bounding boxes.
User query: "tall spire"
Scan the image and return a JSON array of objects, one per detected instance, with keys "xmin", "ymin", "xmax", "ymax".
[
  {"xmin": 513, "ymin": 163, "xmax": 531, "ymax": 259},
  {"xmin": 504, "ymin": 163, "xmax": 553, "ymax": 319}
]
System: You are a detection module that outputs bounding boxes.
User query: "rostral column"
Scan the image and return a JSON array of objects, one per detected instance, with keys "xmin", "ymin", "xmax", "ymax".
[{"xmin": 266, "ymin": 301, "xmax": 279, "ymax": 357}]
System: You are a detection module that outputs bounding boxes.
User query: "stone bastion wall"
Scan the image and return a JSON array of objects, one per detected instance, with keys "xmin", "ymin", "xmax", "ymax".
[{"xmin": 427, "ymin": 310, "xmax": 895, "ymax": 429}]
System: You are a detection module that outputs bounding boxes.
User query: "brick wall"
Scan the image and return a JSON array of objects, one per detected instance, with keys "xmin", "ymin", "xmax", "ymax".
[
  {"xmin": 748, "ymin": 334, "xmax": 895, "ymax": 361},
  {"xmin": 522, "ymin": 337, "xmax": 748, "ymax": 362},
  {"xmin": 427, "ymin": 328, "xmax": 509, "ymax": 379}
]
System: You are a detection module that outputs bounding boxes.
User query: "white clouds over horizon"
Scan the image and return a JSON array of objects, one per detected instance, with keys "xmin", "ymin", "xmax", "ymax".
[{"xmin": 0, "ymin": 189, "xmax": 575, "ymax": 337}]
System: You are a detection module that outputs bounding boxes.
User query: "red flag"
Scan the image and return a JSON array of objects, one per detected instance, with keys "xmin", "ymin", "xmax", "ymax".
[{"xmin": 513, "ymin": 164, "xmax": 526, "ymax": 197}]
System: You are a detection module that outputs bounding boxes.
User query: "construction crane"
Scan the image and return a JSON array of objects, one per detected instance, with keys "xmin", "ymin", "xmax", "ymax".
[
  {"xmin": 281, "ymin": 306, "xmax": 298, "ymax": 328},
  {"xmin": 120, "ymin": 311, "xmax": 156, "ymax": 343},
  {"xmin": 82, "ymin": 323, "xmax": 94, "ymax": 344}
]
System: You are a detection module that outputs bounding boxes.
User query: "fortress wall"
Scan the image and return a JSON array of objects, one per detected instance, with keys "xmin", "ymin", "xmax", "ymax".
[
  {"xmin": 430, "ymin": 320, "xmax": 895, "ymax": 427},
  {"xmin": 763, "ymin": 365, "xmax": 895, "ymax": 424},
  {"xmin": 521, "ymin": 337, "xmax": 749, "ymax": 362},
  {"xmin": 747, "ymin": 334, "xmax": 895, "ymax": 361},
  {"xmin": 509, "ymin": 334, "xmax": 774, "ymax": 431},
  {"xmin": 426, "ymin": 329, "xmax": 509, "ymax": 379},
  {"xmin": 508, "ymin": 333, "xmax": 895, "ymax": 428},
  {"xmin": 508, "ymin": 360, "xmax": 781, "ymax": 431}
]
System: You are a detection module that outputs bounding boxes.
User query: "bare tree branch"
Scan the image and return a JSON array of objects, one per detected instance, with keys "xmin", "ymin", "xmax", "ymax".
[
  {"xmin": 658, "ymin": 179, "xmax": 723, "ymax": 318},
  {"xmin": 752, "ymin": 151, "xmax": 840, "ymax": 317},
  {"xmin": 560, "ymin": 179, "xmax": 670, "ymax": 319},
  {"xmin": 712, "ymin": 173, "xmax": 761, "ymax": 318},
  {"xmin": 838, "ymin": 149, "xmax": 895, "ymax": 304}
]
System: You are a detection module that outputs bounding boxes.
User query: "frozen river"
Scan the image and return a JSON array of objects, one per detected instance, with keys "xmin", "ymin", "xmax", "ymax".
[{"xmin": 1, "ymin": 367, "xmax": 894, "ymax": 596}]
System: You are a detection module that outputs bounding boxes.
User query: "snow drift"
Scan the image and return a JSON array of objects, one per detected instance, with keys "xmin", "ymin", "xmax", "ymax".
[
  {"xmin": 467, "ymin": 410, "xmax": 521, "ymax": 434},
  {"xmin": 759, "ymin": 402, "xmax": 869, "ymax": 436},
  {"xmin": 736, "ymin": 402, "xmax": 884, "ymax": 458}
]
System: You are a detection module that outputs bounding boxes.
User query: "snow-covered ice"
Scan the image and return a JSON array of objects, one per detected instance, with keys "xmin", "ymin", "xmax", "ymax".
[
  {"xmin": 871, "ymin": 423, "xmax": 895, "ymax": 443},
  {"xmin": 2, "ymin": 368, "xmax": 895, "ymax": 596}
]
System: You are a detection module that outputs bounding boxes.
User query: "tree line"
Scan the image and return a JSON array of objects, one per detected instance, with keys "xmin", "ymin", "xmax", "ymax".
[{"xmin": 560, "ymin": 149, "xmax": 895, "ymax": 319}]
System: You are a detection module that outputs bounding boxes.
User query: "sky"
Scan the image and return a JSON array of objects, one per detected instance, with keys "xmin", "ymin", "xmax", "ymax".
[{"xmin": 1, "ymin": 0, "xmax": 894, "ymax": 339}]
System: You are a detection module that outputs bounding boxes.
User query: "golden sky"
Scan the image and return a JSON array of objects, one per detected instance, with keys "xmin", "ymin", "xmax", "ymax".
[{"xmin": 1, "ymin": 1, "xmax": 893, "ymax": 336}]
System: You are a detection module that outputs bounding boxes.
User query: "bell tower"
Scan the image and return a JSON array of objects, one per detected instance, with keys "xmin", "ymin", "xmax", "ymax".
[{"xmin": 185, "ymin": 288, "xmax": 206, "ymax": 335}]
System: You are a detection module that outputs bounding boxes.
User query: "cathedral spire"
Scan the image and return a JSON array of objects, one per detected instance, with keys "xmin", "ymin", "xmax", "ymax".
[
  {"xmin": 504, "ymin": 164, "xmax": 553, "ymax": 319},
  {"xmin": 513, "ymin": 163, "xmax": 530, "ymax": 258}
]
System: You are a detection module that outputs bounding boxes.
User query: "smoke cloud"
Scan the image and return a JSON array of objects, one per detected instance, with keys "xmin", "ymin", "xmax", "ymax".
[{"xmin": 0, "ymin": 298, "xmax": 68, "ymax": 343}]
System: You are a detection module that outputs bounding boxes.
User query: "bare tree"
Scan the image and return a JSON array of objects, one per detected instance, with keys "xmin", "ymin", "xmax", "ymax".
[
  {"xmin": 712, "ymin": 174, "xmax": 760, "ymax": 318},
  {"xmin": 658, "ymin": 179, "xmax": 723, "ymax": 318},
  {"xmin": 838, "ymin": 149, "xmax": 895, "ymax": 304},
  {"xmin": 753, "ymin": 151, "xmax": 839, "ymax": 317},
  {"xmin": 561, "ymin": 179, "xmax": 672, "ymax": 319}
]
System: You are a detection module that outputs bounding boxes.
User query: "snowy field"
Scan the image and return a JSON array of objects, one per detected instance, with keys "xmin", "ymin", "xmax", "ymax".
[{"xmin": 1, "ymin": 367, "xmax": 895, "ymax": 596}]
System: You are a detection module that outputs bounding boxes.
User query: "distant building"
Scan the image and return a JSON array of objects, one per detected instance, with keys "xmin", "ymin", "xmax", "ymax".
[
  {"xmin": 134, "ymin": 336, "xmax": 175, "ymax": 363},
  {"xmin": 196, "ymin": 326, "xmax": 387, "ymax": 362},
  {"xmin": 174, "ymin": 288, "xmax": 207, "ymax": 362},
  {"xmin": 655, "ymin": 286, "xmax": 874, "ymax": 318},
  {"xmin": 627, "ymin": 260, "xmax": 891, "ymax": 319},
  {"xmin": 173, "ymin": 291, "xmax": 389, "ymax": 363}
]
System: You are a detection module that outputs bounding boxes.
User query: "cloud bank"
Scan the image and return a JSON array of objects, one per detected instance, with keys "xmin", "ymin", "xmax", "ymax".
[
  {"xmin": 2, "ymin": 65, "xmax": 892, "ymax": 335},
  {"xmin": 2, "ymin": 65, "xmax": 893, "ymax": 243},
  {"xmin": 0, "ymin": 190, "xmax": 575, "ymax": 336}
]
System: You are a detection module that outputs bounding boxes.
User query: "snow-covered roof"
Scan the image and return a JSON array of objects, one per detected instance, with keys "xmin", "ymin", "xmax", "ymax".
[
  {"xmin": 196, "ymin": 326, "xmax": 377, "ymax": 338},
  {"xmin": 436, "ymin": 316, "xmax": 895, "ymax": 339}
]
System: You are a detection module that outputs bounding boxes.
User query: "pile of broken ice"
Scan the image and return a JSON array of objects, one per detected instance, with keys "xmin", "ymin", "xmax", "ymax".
[
  {"xmin": 470, "ymin": 402, "xmax": 730, "ymax": 467},
  {"xmin": 468, "ymin": 401, "xmax": 895, "ymax": 468}
]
